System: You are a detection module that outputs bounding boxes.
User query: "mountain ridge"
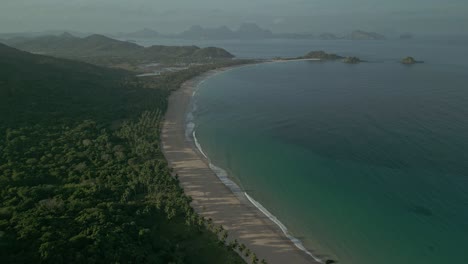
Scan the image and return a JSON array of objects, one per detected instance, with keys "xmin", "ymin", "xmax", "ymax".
[{"xmin": 1, "ymin": 34, "xmax": 234, "ymax": 65}]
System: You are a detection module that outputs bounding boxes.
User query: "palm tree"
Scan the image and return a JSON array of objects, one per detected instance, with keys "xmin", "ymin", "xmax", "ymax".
[
  {"xmin": 221, "ymin": 230, "xmax": 228, "ymax": 243},
  {"xmin": 232, "ymin": 239, "xmax": 239, "ymax": 250},
  {"xmin": 251, "ymin": 253, "xmax": 258, "ymax": 264},
  {"xmin": 238, "ymin": 243, "xmax": 246, "ymax": 253},
  {"xmin": 198, "ymin": 216, "xmax": 205, "ymax": 227},
  {"xmin": 207, "ymin": 218, "xmax": 213, "ymax": 230}
]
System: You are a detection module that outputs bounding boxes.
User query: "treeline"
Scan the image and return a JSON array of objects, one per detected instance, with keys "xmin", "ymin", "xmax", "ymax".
[{"xmin": 0, "ymin": 44, "xmax": 254, "ymax": 263}]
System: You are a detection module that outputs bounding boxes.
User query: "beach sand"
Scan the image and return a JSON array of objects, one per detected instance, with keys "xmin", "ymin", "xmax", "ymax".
[{"xmin": 161, "ymin": 67, "xmax": 321, "ymax": 264}]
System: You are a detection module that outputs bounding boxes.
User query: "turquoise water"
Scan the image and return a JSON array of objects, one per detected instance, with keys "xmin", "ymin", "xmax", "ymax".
[{"xmin": 190, "ymin": 39, "xmax": 468, "ymax": 264}]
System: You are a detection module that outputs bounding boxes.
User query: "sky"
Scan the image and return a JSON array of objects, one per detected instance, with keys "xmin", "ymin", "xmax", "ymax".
[{"xmin": 1, "ymin": 0, "xmax": 467, "ymax": 34}]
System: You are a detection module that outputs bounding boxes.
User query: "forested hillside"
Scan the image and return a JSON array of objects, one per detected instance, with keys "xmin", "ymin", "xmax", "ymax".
[
  {"xmin": 2, "ymin": 34, "xmax": 234, "ymax": 66},
  {"xmin": 0, "ymin": 43, "xmax": 246, "ymax": 263}
]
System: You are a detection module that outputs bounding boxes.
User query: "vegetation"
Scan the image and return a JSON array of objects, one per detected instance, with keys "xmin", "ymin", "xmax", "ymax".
[
  {"xmin": 2, "ymin": 34, "xmax": 234, "ymax": 68},
  {"xmin": 343, "ymin": 56, "xmax": 363, "ymax": 64},
  {"xmin": 0, "ymin": 43, "xmax": 249, "ymax": 263},
  {"xmin": 300, "ymin": 50, "xmax": 343, "ymax": 60},
  {"xmin": 296, "ymin": 50, "xmax": 366, "ymax": 64}
]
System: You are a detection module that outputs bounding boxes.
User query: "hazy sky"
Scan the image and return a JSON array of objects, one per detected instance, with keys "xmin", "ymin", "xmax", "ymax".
[{"xmin": 1, "ymin": 0, "xmax": 467, "ymax": 34}]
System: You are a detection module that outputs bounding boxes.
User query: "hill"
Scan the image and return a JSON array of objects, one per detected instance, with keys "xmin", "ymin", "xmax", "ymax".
[
  {"xmin": 2, "ymin": 34, "xmax": 234, "ymax": 66},
  {"xmin": 0, "ymin": 44, "xmax": 245, "ymax": 263},
  {"xmin": 0, "ymin": 42, "xmax": 130, "ymax": 124}
]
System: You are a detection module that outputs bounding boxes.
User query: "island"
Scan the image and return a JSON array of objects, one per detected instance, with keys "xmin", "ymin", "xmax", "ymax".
[
  {"xmin": 291, "ymin": 51, "xmax": 368, "ymax": 64},
  {"xmin": 401, "ymin": 56, "xmax": 423, "ymax": 65},
  {"xmin": 343, "ymin": 56, "xmax": 363, "ymax": 64},
  {"xmin": 346, "ymin": 30, "xmax": 386, "ymax": 40},
  {"xmin": 300, "ymin": 50, "xmax": 344, "ymax": 60}
]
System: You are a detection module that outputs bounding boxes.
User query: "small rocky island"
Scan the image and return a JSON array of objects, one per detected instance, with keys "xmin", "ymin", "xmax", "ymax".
[
  {"xmin": 401, "ymin": 56, "xmax": 423, "ymax": 65},
  {"xmin": 343, "ymin": 56, "xmax": 363, "ymax": 64},
  {"xmin": 296, "ymin": 51, "xmax": 365, "ymax": 64}
]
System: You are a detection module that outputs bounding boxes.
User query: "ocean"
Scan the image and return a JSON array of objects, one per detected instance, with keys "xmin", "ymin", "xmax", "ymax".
[{"xmin": 142, "ymin": 37, "xmax": 468, "ymax": 264}]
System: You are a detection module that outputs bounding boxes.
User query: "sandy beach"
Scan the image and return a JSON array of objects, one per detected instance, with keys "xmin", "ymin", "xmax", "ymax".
[{"xmin": 161, "ymin": 66, "xmax": 321, "ymax": 264}]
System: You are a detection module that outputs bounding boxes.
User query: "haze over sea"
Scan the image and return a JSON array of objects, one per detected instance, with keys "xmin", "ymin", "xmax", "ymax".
[{"xmin": 141, "ymin": 37, "xmax": 468, "ymax": 264}]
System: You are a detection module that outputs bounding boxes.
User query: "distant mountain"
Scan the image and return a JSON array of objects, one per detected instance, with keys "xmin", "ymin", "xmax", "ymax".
[
  {"xmin": 118, "ymin": 28, "xmax": 160, "ymax": 39},
  {"xmin": 0, "ymin": 30, "xmax": 88, "ymax": 40},
  {"xmin": 237, "ymin": 23, "xmax": 273, "ymax": 39},
  {"xmin": 177, "ymin": 23, "xmax": 273, "ymax": 39},
  {"xmin": 346, "ymin": 30, "xmax": 386, "ymax": 40},
  {"xmin": 179, "ymin": 25, "xmax": 236, "ymax": 39},
  {"xmin": 4, "ymin": 33, "xmax": 140, "ymax": 57},
  {"xmin": 318, "ymin": 33, "xmax": 340, "ymax": 40},
  {"xmin": 174, "ymin": 25, "xmax": 386, "ymax": 41},
  {"xmin": 274, "ymin": 32, "xmax": 314, "ymax": 39},
  {"xmin": 2, "ymin": 33, "xmax": 234, "ymax": 65}
]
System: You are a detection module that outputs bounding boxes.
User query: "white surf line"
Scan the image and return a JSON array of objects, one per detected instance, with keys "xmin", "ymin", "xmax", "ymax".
[
  {"xmin": 192, "ymin": 131, "xmax": 208, "ymax": 159},
  {"xmin": 245, "ymin": 193, "xmax": 323, "ymax": 263},
  {"xmin": 193, "ymin": 129, "xmax": 323, "ymax": 263}
]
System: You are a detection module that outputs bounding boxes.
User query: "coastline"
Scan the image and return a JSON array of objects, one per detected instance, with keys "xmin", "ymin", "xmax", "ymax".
[{"xmin": 161, "ymin": 63, "xmax": 322, "ymax": 264}]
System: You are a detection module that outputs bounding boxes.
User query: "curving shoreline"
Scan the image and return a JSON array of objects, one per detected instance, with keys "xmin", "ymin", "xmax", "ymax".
[{"xmin": 161, "ymin": 64, "xmax": 322, "ymax": 264}]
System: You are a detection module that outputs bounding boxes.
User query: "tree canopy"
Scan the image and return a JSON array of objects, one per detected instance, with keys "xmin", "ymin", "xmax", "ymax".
[{"xmin": 0, "ymin": 44, "xmax": 248, "ymax": 263}]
